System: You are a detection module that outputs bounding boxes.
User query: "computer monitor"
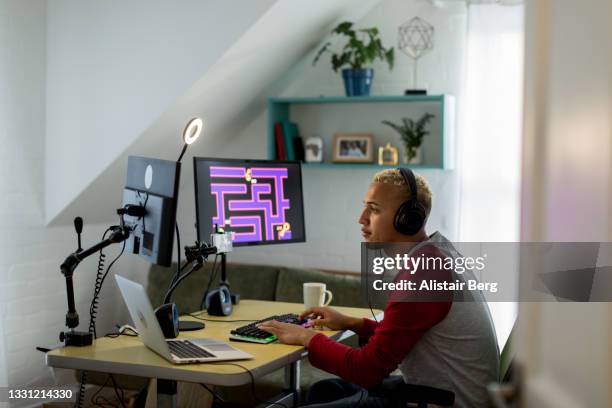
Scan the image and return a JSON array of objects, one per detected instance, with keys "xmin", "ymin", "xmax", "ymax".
[
  {"xmin": 122, "ymin": 156, "xmax": 180, "ymax": 266},
  {"xmin": 194, "ymin": 158, "xmax": 306, "ymax": 247}
]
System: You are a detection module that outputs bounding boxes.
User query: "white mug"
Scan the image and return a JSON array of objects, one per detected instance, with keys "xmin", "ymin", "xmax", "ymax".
[{"xmin": 303, "ymin": 282, "xmax": 333, "ymax": 309}]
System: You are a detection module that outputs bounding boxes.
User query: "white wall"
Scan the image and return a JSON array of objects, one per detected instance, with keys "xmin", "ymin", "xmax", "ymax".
[
  {"xmin": 45, "ymin": 0, "xmax": 277, "ymax": 224},
  {"xmin": 44, "ymin": 0, "xmax": 381, "ymax": 230},
  {"xmin": 0, "ymin": 0, "xmax": 185, "ymax": 393},
  {"xmin": 224, "ymin": 0, "xmax": 467, "ymax": 271},
  {"xmin": 1, "ymin": 0, "xmax": 383, "ymax": 392}
]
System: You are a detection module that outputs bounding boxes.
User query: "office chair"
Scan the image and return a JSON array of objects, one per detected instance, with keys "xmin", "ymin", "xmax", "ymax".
[{"xmin": 368, "ymin": 377, "xmax": 455, "ymax": 407}]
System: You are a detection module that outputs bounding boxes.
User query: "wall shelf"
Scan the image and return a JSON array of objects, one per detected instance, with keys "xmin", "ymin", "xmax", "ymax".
[
  {"xmin": 268, "ymin": 95, "xmax": 455, "ymax": 170},
  {"xmin": 300, "ymin": 163, "xmax": 443, "ymax": 170}
]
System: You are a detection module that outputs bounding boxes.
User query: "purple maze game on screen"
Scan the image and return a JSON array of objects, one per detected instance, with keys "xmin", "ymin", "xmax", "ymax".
[{"xmin": 210, "ymin": 166, "xmax": 293, "ymax": 243}]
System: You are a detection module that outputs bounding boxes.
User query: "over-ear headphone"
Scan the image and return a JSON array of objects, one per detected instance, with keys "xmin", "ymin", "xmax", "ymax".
[{"xmin": 394, "ymin": 168, "xmax": 427, "ymax": 236}]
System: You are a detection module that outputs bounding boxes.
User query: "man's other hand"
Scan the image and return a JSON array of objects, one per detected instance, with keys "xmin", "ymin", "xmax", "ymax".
[
  {"xmin": 257, "ymin": 320, "xmax": 316, "ymax": 346},
  {"xmin": 299, "ymin": 307, "xmax": 364, "ymax": 332}
]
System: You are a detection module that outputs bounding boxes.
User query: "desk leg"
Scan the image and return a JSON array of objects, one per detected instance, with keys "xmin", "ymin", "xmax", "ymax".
[
  {"xmin": 285, "ymin": 360, "xmax": 300, "ymax": 407},
  {"xmin": 257, "ymin": 360, "xmax": 301, "ymax": 408},
  {"xmin": 157, "ymin": 379, "xmax": 177, "ymax": 408}
]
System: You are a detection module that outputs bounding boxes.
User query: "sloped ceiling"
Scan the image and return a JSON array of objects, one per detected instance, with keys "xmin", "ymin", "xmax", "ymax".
[{"xmin": 45, "ymin": 0, "xmax": 381, "ymax": 226}]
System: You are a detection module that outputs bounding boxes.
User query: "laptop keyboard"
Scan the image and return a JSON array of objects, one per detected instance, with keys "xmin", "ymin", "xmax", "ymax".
[{"xmin": 167, "ymin": 340, "xmax": 216, "ymax": 359}]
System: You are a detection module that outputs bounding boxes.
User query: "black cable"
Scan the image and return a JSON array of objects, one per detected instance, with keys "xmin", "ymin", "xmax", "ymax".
[
  {"xmin": 79, "ymin": 225, "xmax": 127, "ymax": 408},
  {"xmin": 109, "ymin": 374, "xmax": 127, "ymax": 408},
  {"xmin": 76, "ymin": 370, "xmax": 87, "ymax": 408},
  {"xmin": 89, "ymin": 227, "xmax": 112, "ymax": 338},
  {"xmin": 199, "ymin": 383, "xmax": 226, "ymax": 403},
  {"xmin": 172, "ymin": 224, "xmax": 181, "ymax": 287},
  {"xmin": 86, "ymin": 374, "xmax": 126, "ymax": 408},
  {"xmin": 210, "ymin": 362, "xmax": 288, "ymax": 408},
  {"xmin": 89, "ymin": 226, "xmax": 128, "ymax": 337},
  {"xmin": 89, "ymin": 375, "xmax": 112, "ymax": 407},
  {"xmin": 104, "ymin": 327, "xmax": 138, "ymax": 338},
  {"xmin": 77, "ymin": 227, "xmax": 113, "ymax": 408},
  {"xmin": 200, "ymin": 254, "xmax": 220, "ymax": 309},
  {"xmin": 369, "ymin": 302, "xmax": 379, "ymax": 323},
  {"xmin": 94, "ymin": 239, "xmax": 126, "ymax": 328},
  {"xmin": 104, "ymin": 332, "xmax": 137, "ymax": 338},
  {"xmin": 93, "ymin": 397, "xmax": 116, "ymax": 408},
  {"xmin": 135, "ymin": 191, "xmax": 149, "ymax": 235}
]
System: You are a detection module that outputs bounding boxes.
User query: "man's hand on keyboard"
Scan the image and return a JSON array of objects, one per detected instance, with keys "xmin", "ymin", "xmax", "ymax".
[
  {"xmin": 257, "ymin": 320, "xmax": 316, "ymax": 346},
  {"xmin": 299, "ymin": 307, "xmax": 364, "ymax": 332}
]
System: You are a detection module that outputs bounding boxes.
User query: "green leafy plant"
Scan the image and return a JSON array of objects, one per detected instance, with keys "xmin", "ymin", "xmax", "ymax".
[
  {"xmin": 313, "ymin": 21, "xmax": 394, "ymax": 72},
  {"xmin": 382, "ymin": 113, "xmax": 435, "ymax": 161}
]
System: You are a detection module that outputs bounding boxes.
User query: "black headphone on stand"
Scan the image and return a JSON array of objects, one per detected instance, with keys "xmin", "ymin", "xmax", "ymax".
[{"xmin": 394, "ymin": 167, "xmax": 427, "ymax": 236}]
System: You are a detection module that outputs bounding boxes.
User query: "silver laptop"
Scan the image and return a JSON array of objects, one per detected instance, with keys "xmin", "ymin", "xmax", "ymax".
[{"xmin": 115, "ymin": 274, "xmax": 253, "ymax": 364}]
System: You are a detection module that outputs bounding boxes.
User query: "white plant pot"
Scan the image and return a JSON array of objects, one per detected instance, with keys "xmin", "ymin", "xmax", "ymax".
[{"xmin": 404, "ymin": 146, "xmax": 423, "ymax": 165}]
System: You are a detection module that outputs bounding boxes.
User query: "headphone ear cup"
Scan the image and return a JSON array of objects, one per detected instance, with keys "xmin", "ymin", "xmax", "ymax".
[
  {"xmin": 410, "ymin": 202, "xmax": 427, "ymax": 234},
  {"xmin": 394, "ymin": 201, "xmax": 426, "ymax": 236},
  {"xmin": 394, "ymin": 201, "xmax": 412, "ymax": 235}
]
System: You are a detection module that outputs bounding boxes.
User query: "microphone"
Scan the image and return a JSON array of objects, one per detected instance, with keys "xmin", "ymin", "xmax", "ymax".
[{"xmin": 74, "ymin": 217, "xmax": 83, "ymax": 252}]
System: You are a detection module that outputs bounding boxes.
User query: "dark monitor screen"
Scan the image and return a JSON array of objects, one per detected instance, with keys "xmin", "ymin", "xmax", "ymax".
[
  {"xmin": 194, "ymin": 158, "xmax": 306, "ymax": 247},
  {"xmin": 122, "ymin": 156, "xmax": 180, "ymax": 266}
]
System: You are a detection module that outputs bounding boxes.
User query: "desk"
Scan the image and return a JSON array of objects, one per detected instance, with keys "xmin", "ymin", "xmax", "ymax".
[{"xmin": 46, "ymin": 300, "xmax": 377, "ymax": 407}]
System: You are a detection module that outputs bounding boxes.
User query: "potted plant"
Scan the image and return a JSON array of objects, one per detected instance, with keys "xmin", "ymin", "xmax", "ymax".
[
  {"xmin": 382, "ymin": 113, "xmax": 435, "ymax": 164},
  {"xmin": 313, "ymin": 21, "xmax": 394, "ymax": 96}
]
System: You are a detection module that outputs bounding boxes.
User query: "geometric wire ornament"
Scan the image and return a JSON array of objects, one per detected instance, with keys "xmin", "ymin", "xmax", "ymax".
[
  {"xmin": 398, "ymin": 17, "xmax": 435, "ymax": 89},
  {"xmin": 398, "ymin": 17, "xmax": 435, "ymax": 60}
]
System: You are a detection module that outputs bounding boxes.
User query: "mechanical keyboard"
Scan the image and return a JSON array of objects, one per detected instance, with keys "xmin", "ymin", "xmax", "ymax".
[{"xmin": 229, "ymin": 313, "xmax": 308, "ymax": 344}]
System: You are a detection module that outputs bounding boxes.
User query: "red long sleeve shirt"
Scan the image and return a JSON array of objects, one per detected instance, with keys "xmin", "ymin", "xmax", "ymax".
[{"xmin": 306, "ymin": 248, "xmax": 452, "ymax": 388}]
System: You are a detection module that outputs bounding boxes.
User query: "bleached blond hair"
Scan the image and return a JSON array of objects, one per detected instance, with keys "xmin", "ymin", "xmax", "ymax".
[{"xmin": 372, "ymin": 168, "xmax": 432, "ymax": 216}]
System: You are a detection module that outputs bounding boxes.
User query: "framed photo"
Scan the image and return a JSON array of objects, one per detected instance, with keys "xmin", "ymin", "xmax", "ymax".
[
  {"xmin": 378, "ymin": 143, "xmax": 399, "ymax": 165},
  {"xmin": 332, "ymin": 133, "xmax": 374, "ymax": 163}
]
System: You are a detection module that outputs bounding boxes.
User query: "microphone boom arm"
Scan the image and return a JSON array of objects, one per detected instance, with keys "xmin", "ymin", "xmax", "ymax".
[{"xmin": 59, "ymin": 226, "xmax": 131, "ymax": 346}]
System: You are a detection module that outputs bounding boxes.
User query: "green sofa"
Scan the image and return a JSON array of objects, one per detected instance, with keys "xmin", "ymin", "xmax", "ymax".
[
  {"xmin": 147, "ymin": 262, "xmax": 384, "ymax": 314},
  {"xmin": 85, "ymin": 262, "xmax": 385, "ymax": 406}
]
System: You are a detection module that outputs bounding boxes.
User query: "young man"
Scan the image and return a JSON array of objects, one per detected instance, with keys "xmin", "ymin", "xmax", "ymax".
[{"xmin": 259, "ymin": 169, "xmax": 499, "ymax": 407}]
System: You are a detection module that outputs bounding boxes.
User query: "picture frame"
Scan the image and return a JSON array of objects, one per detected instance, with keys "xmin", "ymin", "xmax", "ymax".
[
  {"xmin": 378, "ymin": 143, "xmax": 399, "ymax": 165},
  {"xmin": 332, "ymin": 133, "xmax": 374, "ymax": 163}
]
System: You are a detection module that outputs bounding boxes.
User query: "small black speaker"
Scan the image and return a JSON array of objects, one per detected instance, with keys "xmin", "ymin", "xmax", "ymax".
[
  {"xmin": 154, "ymin": 303, "xmax": 179, "ymax": 338},
  {"xmin": 204, "ymin": 287, "xmax": 233, "ymax": 316}
]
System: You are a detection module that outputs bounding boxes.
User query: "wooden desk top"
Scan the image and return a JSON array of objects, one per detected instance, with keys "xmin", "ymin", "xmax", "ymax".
[{"xmin": 46, "ymin": 300, "xmax": 377, "ymax": 386}]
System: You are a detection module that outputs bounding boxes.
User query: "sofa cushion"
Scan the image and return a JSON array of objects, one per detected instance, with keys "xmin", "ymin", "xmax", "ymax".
[
  {"xmin": 275, "ymin": 267, "xmax": 387, "ymax": 309},
  {"xmin": 147, "ymin": 262, "xmax": 281, "ymax": 313}
]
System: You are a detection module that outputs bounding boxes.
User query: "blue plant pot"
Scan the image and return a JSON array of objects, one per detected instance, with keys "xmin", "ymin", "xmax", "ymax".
[{"xmin": 342, "ymin": 68, "xmax": 374, "ymax": 96}]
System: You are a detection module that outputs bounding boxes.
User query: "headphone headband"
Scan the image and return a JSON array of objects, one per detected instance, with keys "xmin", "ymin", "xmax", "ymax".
[
  {"xmin": 393, "ymin": 167, "xmax": 426, "ymax": 236},
  {"xmin": 399, "ymin": 167, "xmax": 418, "ymax": 206}
]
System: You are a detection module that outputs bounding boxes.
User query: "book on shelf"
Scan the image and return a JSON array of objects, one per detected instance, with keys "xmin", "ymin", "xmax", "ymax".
[
  {"xmin": 274, "ymin": 122, "xmax": 286, "ymax": 160},
  {"xmin": 282, "ymin": 121, "xmax": 296, "ymax": 160},
  {"xmin": 292, "ymin": 134, "xmax": 305, "ymax": 162},
  {"xmin": 275, "ymin": 120, "xmax": 305, "ymax": 162}
]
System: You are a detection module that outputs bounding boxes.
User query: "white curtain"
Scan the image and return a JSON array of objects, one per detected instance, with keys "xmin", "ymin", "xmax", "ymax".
[
  {"xmin": 458, "ymin": 4, "xmax": 523, "ymax": 241},
  {"xmin": 457, "ymin": 3, "xmax": 524, "ymax": 347}
]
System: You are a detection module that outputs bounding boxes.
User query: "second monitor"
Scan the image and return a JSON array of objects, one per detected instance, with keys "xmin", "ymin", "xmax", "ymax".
[{"xmin": 194, "ymin": 158, "xmax": 306, "ymax": 247}]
